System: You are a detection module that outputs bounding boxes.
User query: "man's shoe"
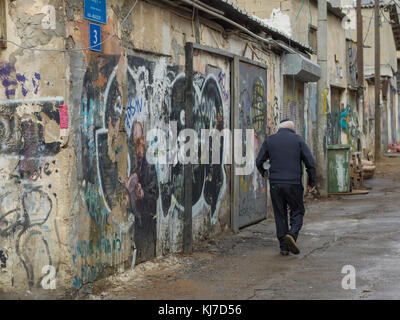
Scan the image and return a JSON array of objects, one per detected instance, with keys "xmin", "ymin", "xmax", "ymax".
[
  {"xmin": 283, "ymin": 234, "xmax": 300, "ymax": 255},
  {"xmin": 280, "ymin": 250, "xmax": 289, "ymax": 256}
]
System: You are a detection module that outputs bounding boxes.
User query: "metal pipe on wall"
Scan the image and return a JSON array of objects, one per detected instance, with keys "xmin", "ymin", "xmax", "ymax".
[
  {"xmin": 316, "ymin": 0, "xmax": 328, "ymax": 197},
  {"xmin": 374, "ymin": 0, "xmax": 381, "ymax": 159}
]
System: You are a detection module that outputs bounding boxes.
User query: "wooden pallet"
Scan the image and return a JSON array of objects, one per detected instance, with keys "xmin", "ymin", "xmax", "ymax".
[{"xmin": 350, "ymin": 152, "xmax": 364, "ymax": 189}]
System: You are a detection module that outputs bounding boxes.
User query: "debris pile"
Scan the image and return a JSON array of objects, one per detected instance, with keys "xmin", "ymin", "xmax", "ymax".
[
  {"xmin": 362, "ymin": 159, "xmax": 376, "ymax": 179},
  {"xmin": 387, "ymin": 143, "xmax": 400, "ymax": 153}
]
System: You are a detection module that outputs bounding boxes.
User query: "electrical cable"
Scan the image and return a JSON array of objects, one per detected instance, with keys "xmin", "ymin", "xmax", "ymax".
[
  {"xmin": 388, "ymin": 0, "xmax": 400, "ymax": 10},
  {"xmin": 295, "ymin": 0, "xmax": 306, "ymax": 26},
  {"xmin": 179, "ymin": 0, "xmax": 300, "ymax": 53},
  {"xmin": 379, "ymin": 5, "xmax": 393, "ymax": 24},
  {"xmin": 307, "ymin": 0, "xmax": 312, "ymax": 44},
  {"xmin": 0, "ymin": 0, "xmax": 138, "ymax": 53}
]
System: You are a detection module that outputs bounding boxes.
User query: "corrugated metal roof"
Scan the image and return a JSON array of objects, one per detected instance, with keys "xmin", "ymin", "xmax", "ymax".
[
  {"xmin": 329, "ymin": 0, "xmax": 388, "ymax": 8},
  {"xmin": 210, "ymin": 0, "xmax": 314, "ymax": 53},
  {"xmin": 361, "ymin": 0, "xmax": 386, "ymax": 8},
  {"xmin": 313, "ymin": 0, "xmax": 347, "ymax": 17}
]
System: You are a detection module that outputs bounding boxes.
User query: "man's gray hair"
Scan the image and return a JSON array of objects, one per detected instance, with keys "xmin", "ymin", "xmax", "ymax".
[{"xmin": 278, "ymin": 120, "xmax": 295, "ymax": 131}]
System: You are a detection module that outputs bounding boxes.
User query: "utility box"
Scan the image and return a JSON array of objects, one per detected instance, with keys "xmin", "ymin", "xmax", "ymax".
[
  {"xmin": 282, "ymin": 53, "xmax": 321, "ymax": 82},
  {"xmin": 327, "ymin": 144, "xmax": 351, "ymax": 193}
]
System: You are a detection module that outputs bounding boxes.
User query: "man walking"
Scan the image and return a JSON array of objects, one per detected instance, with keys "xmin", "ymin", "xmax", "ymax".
[{"xmin": 256, "ymin": 119, "xmax": 316, "ymax": 255}]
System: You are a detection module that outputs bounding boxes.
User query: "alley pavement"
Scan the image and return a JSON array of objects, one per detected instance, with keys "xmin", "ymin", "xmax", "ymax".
[{"xmin": 78, "ymin": 156, "xmax": 400, "ymax": 300}]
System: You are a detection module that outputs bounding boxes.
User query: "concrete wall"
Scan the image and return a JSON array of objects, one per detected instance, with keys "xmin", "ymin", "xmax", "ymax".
[
  {"xmin": 232, "ymin": 0, "xmax": 291, "ymax": 33},
  {"xmin": 0, "ymin": 0, "xmax": 72, "ymax": 296},
  {"xmin": 361, "ymin": 8, "xmax": 397, "ymax": 73},
  {"xmin": 285, "ymin": 0, "xmax": 318, "ymax": 46},
  {"xmin": 381, "ymin": 79, "xmax": 398, "ymax": 152},
  {"xmin": 342, "ymin": 6, "xmax": 397, "ymax": 74},
  {"xmin": 230, "ymin": 0, "xmax": 319, "ymax": 45},
  {"xmin": 0, "ymin": 0, "xmax": 283, "ymax": 296},
  {"xmin": 327, "ymin": 12, "xmax": 347, "ymax": 89}
]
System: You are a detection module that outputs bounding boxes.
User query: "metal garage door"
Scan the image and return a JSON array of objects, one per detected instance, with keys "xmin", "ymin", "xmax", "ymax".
[{"xmin": 238, "ymin": 61, "xmax": 268, "ymax": 228}]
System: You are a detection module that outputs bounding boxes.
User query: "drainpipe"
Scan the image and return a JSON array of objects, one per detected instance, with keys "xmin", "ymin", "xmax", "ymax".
[
  {"xmin": 317, "ymin": 0, "xmax": 328, "ymax": 197},
  {"xmin": 374, "ymin": 0, "xmax": 381, "ymax": 159},
  {"xmin": 357, "ymin": 0, "xmax": 365, "ymax": 156}
]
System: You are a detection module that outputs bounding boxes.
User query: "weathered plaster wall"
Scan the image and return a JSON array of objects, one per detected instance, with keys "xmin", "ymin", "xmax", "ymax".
[
  {"xmin": 327, "ymin": 13, "xmax": 347, "ymax": 89},
  {"xmin": 342, "ymin": 89, "xmax": 360, "ymax": 151},
  {"xmin": 343, "ymin": 7, "xmax": 398, "ymax": 74},
  {"xmin": 0, "ymin": 0, "xmax": 73, "ymax": 296},
  {"xmin": 362, "ymin": 8, "xmax": 397, "ymax": 73},
  {"xmin": 230, "ymin": 0, "xmax": 290, "ymax": 29},
  {"xmin": 382, "ymin": 81, "xmax": 398, "ymax": 151},
  {"xmin": 287, "ymin": 0, "xmax": 318, "ymax": 45}
]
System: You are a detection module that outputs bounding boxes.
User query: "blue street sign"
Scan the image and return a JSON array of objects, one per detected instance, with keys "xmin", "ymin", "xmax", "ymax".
[
  {"xmin": 84, "ymin": 0, "xmax": 107, "ymax": 25},
  {"xmin": 89, "ymin": 23, "xmax": 101, "ymax": 52}
]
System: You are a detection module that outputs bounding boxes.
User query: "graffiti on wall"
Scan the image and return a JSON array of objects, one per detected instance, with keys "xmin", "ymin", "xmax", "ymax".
[
  {"xmin": 238, "ymin": 62, "xmax": 267, "ymax": 227},
  {"xmin": 327, "ymin": 89, "xmax": 342, "ymax": 146},
  {"xmin": 266, "ymin": 61, "xmax": 279, "ymax": 135},
  {"xmin": 0, "ymin": 98, "xmax": 62, "ymax": 289},
  {"xmin": 340, "ymin": 102, "xmax": 360, "ymax": 151},
  {"xmin": 271, "ymin": 96, "xmax": 279, "ymax": 135},
  {"xmin": 347, "ymin": 41, "xmax": 357, "ymax": 87},
  {"xmin": 0, "ymin": 62, "xmax": 53, "ymax": 100},
  {"xmin": 0, "ymin": 249, "xmax": 8, "ymax": 268},
  {"xmin": 283, "ymin": 78, "xmax": 305, "ymax": 138},
  {"xmin": 78, "ymin": 56, "xmax": 127, "ymax": 285},
  {"xmin": 329, "ymin": 109, "xmax": 341, "ymax": 145},
  {"xmin": 76, "ymin": 54, "xmax": 230, "ymax": 285},
  {"xmin": 194, "ymin": 64, "xmax": 227, "ymax": 223}
]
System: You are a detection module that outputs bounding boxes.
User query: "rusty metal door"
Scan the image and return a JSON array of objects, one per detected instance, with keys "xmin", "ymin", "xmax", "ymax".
[
  {"xmin": 329, "ymin": 87, "xmax": 342, "ymax": 145},
  {"xmin": 238, "ymin": 61, "xmax": 268, "ymax": 228}
]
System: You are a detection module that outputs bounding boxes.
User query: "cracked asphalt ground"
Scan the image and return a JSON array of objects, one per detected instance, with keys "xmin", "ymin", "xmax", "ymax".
[{"xmin": 78, "ymin": 156, "xmax": 400, "ymax": 300}]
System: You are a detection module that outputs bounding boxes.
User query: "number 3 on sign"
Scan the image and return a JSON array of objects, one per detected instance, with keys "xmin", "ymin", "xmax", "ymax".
[{"xmin": 89, "ymin": 23, "xmax": 102, "ymax": 52}]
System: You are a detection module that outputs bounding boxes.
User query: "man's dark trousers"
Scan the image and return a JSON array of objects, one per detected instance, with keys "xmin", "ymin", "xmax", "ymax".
[{"xmin": 270, "ymin": 183, "xmax": 305, "ymax": 251}]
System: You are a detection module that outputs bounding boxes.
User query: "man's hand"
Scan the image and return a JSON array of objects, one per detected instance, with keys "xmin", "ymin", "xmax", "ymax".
[{"xmin": 308, "ymin": 185, "xmax": 316, "ymax": 193}]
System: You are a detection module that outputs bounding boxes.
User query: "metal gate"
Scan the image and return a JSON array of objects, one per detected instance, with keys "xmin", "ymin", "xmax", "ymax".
[{"xmin": 238, "ymin": 61, "xmax": 268, "ymax": 228}]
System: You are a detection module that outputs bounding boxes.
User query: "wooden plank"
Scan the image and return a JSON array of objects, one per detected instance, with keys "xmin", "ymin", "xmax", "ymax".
[
  {"xmin": 183, "ymin": 42, "xmax": 194, "ymax": 254},
  {"xmin": 329, "ymin": 189, "xmax": 369, "ymax": 195},
  {"xmin": 191, "ymin": 42, "xmax": 235, "ymax": 59}
]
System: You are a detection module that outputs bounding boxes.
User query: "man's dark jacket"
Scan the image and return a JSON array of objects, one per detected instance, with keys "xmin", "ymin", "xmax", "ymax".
[{"xmin": 256, "ymin": 128, "xmax": 316, "ymax": 186}]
